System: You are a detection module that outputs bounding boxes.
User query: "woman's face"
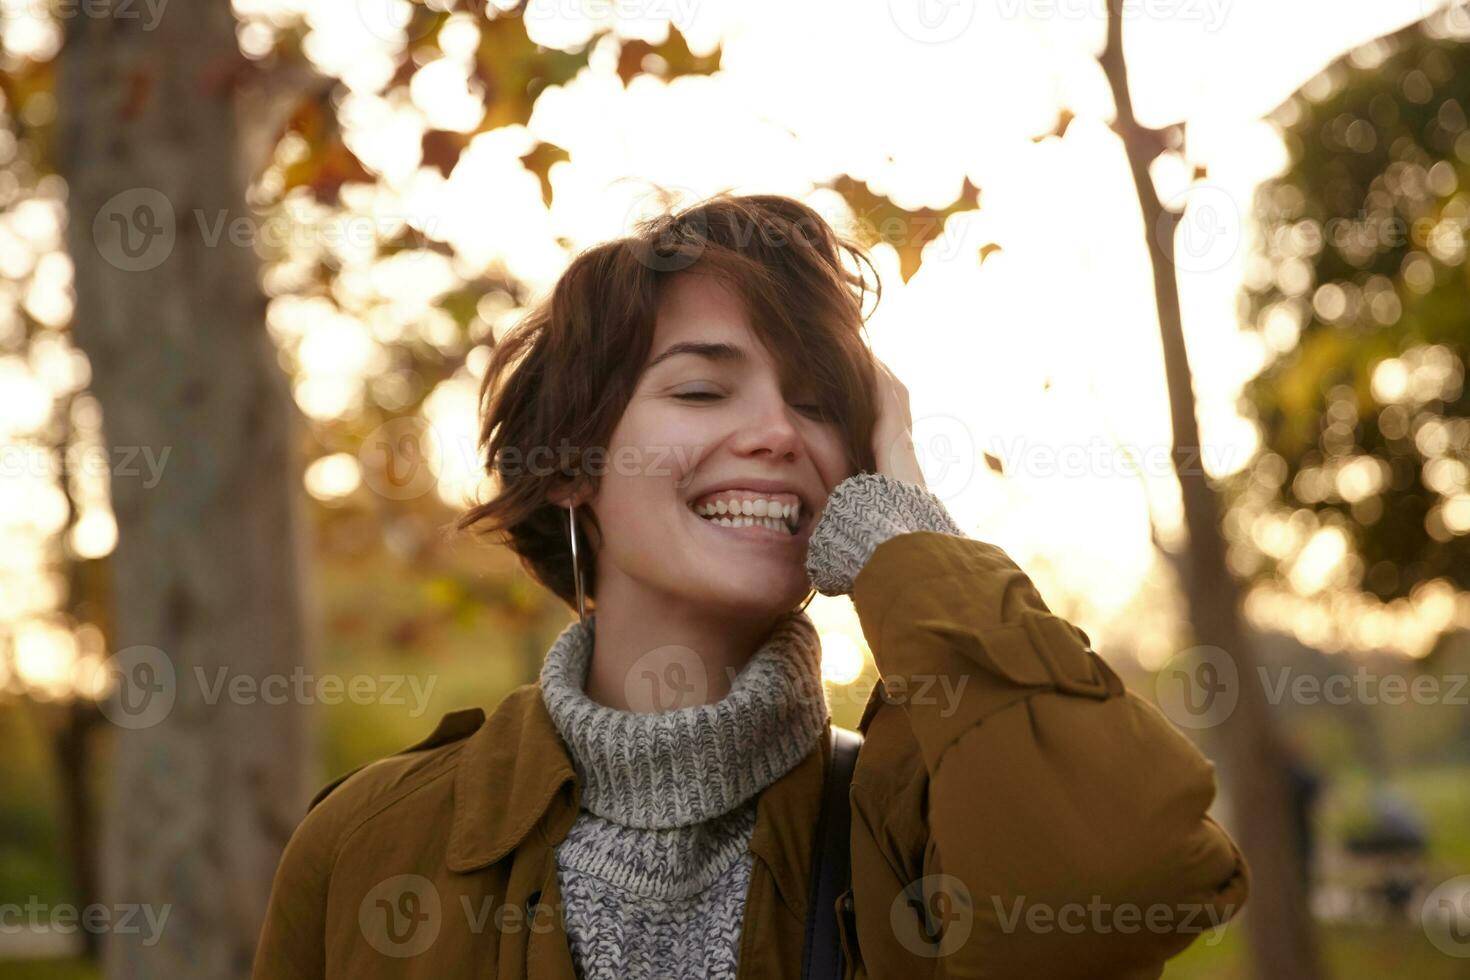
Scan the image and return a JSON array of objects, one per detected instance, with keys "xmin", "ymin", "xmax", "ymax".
[{"xmin": 582, "ymin": 271, "xmax": 854, "ymax": 619}]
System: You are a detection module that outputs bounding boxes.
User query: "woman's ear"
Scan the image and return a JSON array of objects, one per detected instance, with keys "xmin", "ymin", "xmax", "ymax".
[{"xmin": 546, "ymin": 477, "xmax": 592, "ymax": 510}]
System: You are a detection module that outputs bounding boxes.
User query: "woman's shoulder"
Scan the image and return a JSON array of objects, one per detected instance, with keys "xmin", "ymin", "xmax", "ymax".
[
  {"xmin": 308, "ymin": 705, "xmax": 488, "ymax": 813},
  {"xmin": 295, "ymin": 684, "xmax": 552, "ymax": 853}
]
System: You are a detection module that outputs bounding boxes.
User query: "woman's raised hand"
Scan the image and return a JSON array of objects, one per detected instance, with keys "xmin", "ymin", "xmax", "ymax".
[{"xmin": 870, "ymin": 356, "xmax": 927, "ymax": 488}]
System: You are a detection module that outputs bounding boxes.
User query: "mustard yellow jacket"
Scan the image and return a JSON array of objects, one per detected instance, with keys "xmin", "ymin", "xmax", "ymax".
[{"xmin": 253, "ymin": 531, "xmax": 1249, "ymax": 979}]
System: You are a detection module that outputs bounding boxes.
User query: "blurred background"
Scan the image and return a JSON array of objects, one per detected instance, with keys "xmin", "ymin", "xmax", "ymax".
[{"xmin": 2, "ymin": 0, "xmax": 1470, "ymax": 976}]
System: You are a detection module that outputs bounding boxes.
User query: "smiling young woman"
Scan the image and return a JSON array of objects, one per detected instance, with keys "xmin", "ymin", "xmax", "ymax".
[{"xmin": 253, "ymin": 194, "xmax": 1249, "ymax": 980}]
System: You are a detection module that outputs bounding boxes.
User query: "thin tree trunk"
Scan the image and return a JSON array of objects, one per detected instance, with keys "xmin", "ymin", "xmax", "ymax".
[
  {"xmin": 54, "ymin": 702, "xmax": 103, "ymax": 962},
  {"xmin": 1098, "ymin": 2, "xmax": 1325, "ymax": 977},
  {"xmin": 54, "ymin": 397, "xmax": 104, "ymax": 963},
  {"xmin": 55, "ymin": 4, "xmax": 314, "ymax": 976}
]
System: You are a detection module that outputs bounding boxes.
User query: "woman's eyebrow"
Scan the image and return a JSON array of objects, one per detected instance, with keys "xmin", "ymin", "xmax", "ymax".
[{"xmin": 644, "ymin": 340, "xmax": 747, "ymax": 371}]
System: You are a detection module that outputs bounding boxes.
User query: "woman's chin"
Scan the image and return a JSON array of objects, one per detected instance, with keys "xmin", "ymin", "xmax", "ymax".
[{"xmin": 680, "ymin": 579, "xmax": 808, "ymax": 619}]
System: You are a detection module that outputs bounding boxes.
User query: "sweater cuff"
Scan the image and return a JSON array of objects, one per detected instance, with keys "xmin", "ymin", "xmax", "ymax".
[{"xmin": 804, "ymin": 472, "xmax": 966, "ymax": 596}]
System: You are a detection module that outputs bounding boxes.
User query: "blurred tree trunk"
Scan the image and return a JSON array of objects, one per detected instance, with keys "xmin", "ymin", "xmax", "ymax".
[
  {"xmin": 1098, "ymin": 2, "xmax": 1324, "ymax": 978},
  {"xmin": 56, "ymin": 5, "xmax": 314, "ymax": 977},
  {"xmin": 54, "ymin": 395, "xmax": 105, "ymax": 963}
]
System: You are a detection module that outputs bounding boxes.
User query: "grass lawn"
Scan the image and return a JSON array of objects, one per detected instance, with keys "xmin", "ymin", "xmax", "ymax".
[{"xmin": 1165, "ymin": 921, "xmax": 1458, "ymax": 977}]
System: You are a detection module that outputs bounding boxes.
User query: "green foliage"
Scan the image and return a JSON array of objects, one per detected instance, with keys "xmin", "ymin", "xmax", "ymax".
[
  {"xmin": 1234, "ymin": 20, "xmax": 1470, "ymax": 603},
  {"xmin": 0, "ymin": 961, "xmax": 100, "ymax": 980}
]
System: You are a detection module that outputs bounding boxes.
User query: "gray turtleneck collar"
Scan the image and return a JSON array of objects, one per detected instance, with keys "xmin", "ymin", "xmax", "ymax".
[{"xmin": 538, "ymin": 608, "xmax": 830, "ymax": 830}]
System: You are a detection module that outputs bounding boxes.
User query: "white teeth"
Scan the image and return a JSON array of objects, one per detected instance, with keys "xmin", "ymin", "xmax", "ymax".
[
  {"xmin": 695, "ymin": 510, "xmax": 792, "ymax": 534},
  {"xmin": 690, "ymin": 494, "xmax": 801, "ymax": 533}
]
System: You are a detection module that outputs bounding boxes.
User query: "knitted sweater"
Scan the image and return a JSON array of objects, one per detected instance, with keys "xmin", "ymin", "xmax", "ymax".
[{"xmin": 538, "ymin": 472, "xmax": 964, "ymax": 980}]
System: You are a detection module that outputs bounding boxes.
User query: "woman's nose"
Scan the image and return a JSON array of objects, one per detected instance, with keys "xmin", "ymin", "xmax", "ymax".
[{"xmin": 731, "ymin": 398, "xmax": 803, "ymax": 462}]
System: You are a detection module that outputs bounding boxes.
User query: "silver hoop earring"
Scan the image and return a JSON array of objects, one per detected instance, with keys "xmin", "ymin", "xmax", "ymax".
[{"xmin": 568, "ymin": 503, "xmax": 587, "ymax": 627}]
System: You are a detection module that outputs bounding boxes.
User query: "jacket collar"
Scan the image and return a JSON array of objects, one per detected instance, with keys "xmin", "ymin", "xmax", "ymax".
[
  {"xmin": 444, "ymin": 679, "xmax": 833, "ymax": 918},
  {"xmin": 746, "ymin": 727, "xmax": 826, "ymax": 917},
  {"xmin": 447, "ymin": 684, "xmax": 579, "ymax": 873}
]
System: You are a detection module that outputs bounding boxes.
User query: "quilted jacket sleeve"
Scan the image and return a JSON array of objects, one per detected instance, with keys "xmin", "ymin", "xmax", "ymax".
[{"xmin": 806, "ymin": 472, "xmax": 1249, "ymax": 979}]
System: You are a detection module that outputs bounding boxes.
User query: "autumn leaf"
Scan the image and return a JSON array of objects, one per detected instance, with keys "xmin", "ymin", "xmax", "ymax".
[
  {"xmin": 616, "ymin": 28, "xmax": 722, "ymax": 85},
  {"xmin": 828, "ymin": 174, "xmax": 984, "ymax": 283}
]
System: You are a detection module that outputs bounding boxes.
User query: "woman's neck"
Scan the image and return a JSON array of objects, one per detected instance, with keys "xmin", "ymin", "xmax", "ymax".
[{"xmin": 581, "ymin": 572, "xmax": 788, "ymax": 711}]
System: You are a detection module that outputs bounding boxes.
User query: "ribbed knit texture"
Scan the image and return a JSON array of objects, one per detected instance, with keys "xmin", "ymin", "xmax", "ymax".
[
  {"xmin": 537, "ymin": 471, "xmax": 964, "ymax": 979},
  {"xmin": 541, "ymin": 610, "xmax": 828, "ymax": 830},
  {"xmin": 805, "ymin": 471, "xmax": 965, "ymax": 596}
]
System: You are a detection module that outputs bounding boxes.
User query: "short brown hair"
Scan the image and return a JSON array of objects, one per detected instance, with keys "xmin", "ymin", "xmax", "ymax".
[{"xmin": 455, "ymin": 192, "xmax": 882, "ymax": 611}]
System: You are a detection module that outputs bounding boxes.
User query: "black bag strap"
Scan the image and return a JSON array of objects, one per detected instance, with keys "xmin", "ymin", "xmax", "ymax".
[{"xmin": 801, "ymin": 724, "xmax": 863, "ymax": 980}]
